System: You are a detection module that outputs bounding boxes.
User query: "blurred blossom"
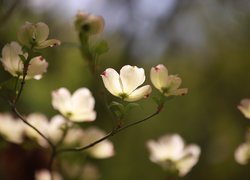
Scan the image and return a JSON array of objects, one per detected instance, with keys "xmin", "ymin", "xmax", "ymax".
[
  {"xmin": 238, "ymin": 99, "xmax": 250, "ymax": 119},
  {"xmin": 0, "ymin": 42, "xmax": 48, "ymax": 80},
  {"xmin": 81, "ymin": 163, "xmax": 101, "ymax": 180},
  {"xmin": 64, "ymin": 128, "xmax": 85, "ymax": 145},
  {"xmin": 35, "ymin": 169, "xmax": 62, "ymax": 180},
  {"xmin": 25, "ymin": 113, "xmax": 66, "ymax": 147},
  {"xmin": 52, "ymin": 87, "xmax": 96, "ymax": 122},
  {"xmin": 0, "ymin": 113, "xmax": 25, "ymax": 144},
  {"xmin": 150, "ymin": 64, "xmax": 188, "ymax": 96},
  {"xmin": 101, "ymin": 65, "xmax": 152, "ymax": 102},
  {"xmin": 75, "ymin": 11, "xmax": 105, "ymax": 35},
  {"xmin": 17, "ymin": 22, "xmax": 61, "ymax": 49},
  {"xmin": 65, "ymin": 127, "xmax": 114, "ymax": 159},
  {"xmin": 147, "ymin": 134, "xmax": 200, "ymax": 177},
  {"xmin": 81, "ymin": 127, "xmax": 115, "ymax": 159},
  {"xmin": 235, "ymin": 142, "xmax": 250, "ymax": 165}
]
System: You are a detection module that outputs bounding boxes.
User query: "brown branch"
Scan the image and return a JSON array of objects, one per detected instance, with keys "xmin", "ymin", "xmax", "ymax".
[{"xmin": 56, "ymin": 104, "xmax": 163, "ymax": 154}]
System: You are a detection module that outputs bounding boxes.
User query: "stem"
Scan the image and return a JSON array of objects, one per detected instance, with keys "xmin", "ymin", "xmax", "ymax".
[
  {"xmin": 56, "ymin": 104, "xmax": 163, "ymax": 154},
  {"xmin": 48, "ymin": 147, "xmax": 57, "ymax": 180},
  {"xmin": 11, "ymin": 106, "xmax": 55, "ymax": 149}
]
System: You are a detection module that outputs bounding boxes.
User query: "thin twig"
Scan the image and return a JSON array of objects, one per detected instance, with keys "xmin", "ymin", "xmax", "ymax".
[
  {"xmin": 56, "ymin": 104, "xmax": 163, "ymax": 154},
  {"xmin": 11, "ymin": 106, "xmax": 55, "ymax": 148}
]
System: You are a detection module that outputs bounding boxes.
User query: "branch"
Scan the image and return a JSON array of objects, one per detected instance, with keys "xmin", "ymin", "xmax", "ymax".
[
  {"xmin": 56, "ymin": 104, "xmax": 163, "ymax": 154},
  {"xmin": 11, "ymin": 106, "xmax": 55, "ymax": 149}
]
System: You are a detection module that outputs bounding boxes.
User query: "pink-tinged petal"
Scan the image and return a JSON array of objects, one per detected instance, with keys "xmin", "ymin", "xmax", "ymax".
[
  {"xmin": 27, "ymin": 56, "xmax": 48, "ymax": 80},
  {"xmin": 51, "ymin": 88, "xmax": 72, "ymax": 115},
  {"xmin": 35, "ymin": 22, "xmax": 49, "ymax": 43},
  {"xmin": 35, "ymin": 169, "xmax": 62, "ymax": 180},
  {"xmin": 125, "ymin": 85, "xmax": 152, "ymax": 102},
  {"xmin": 101, "ymin": 68, "xmax": 122, "ymax": 96},
  {"xmin": 150, "ymin": 64, "xmax": 169, "ymax": 91},
  {"xmin": 238, "ymin": 99, "xmax": 250, "ymax": 119},
  {"xmin": 36, "ymin": 39, "xmax": 61, "ymax": 49},
  {"xmin": 120, "ymin": 65, "xmax": 145, "ymax": 94},
  {"xmin": 166, "ymin": 88, "xmax": 188, "ymax": 97}
]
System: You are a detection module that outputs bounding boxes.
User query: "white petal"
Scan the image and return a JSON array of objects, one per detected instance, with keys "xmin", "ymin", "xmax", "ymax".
[
  {"xmin": 17, "ymin": 22, "xmax": 35, "ymax": 47},
  {"xmin": 120, "ymin": 65, "xmax": 145, "ymax": 94},
  {"xmin": 70, "ymin": 110, "xmax": 96, "ymax": 122},
  {"xmin": 238, "ymin": 99, "xmax": 250, "ymax": 119},
  {"xmin": 35, "ymin": 22, "xmax": 49, "ymax": 43},
  {"xmin": 89, "ymin": 140, "xmax": 115, "ymax": 159},
  {"xmin": 27, "ymin": 56, "xmax": 48, "ymax": 80},
  {"xmin": 125, "ymin": 85, "xmax": 151, "ymax": 102},
  {"xmin": 177, "ymin": 145, "xmax": 200, "ymax": 176},
  {"xmin": 1, "ymin": 42, "xmax": 23, "ymax": 76},
  {"xmin": 166, "ymin": 75, "xmax": 182, "ymax": 91},
  {"xmin": 72, "ymin": 88, "xmax": 95, "ymax": 112},
  {"xmin": 235, "ymin": 143, "xmax": 250, "ymax": 165},
  {"xmin": 35, "ymin": 169, "xmax": 62, "ymax": 180},
  {"xmin": 101, "ymin": 68, "xmax": 122, "ymax": 96},
  {"xmin": 0, "ymin": 113, "xmax": 24, "ymax": 144},
  {"xmin": 150, "ymin": 64, "xmax": 168, "ymax": 91},
  {"xmin": 47, "ymin": 115, "xmax": 66, "ymax": 143},
  {"xmin": 51, "ymin": 88, "xmax": 72, "ymax": 115}
]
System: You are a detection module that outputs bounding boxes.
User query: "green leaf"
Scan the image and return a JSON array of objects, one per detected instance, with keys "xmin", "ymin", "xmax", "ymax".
[
  {"xmin": 93, "ymin": 40, "xmax": 109, "ymax": 55},
  {"xmin": 18, "ymin": 54, "xmax": 26, "ymax": 64},
  {"xmin": 108, "ymin": 101, "xmax": 125, "ymax": 119},
  {"xmin": 125, "ymin": 103, "xmax": 140, "ymax": 113}
]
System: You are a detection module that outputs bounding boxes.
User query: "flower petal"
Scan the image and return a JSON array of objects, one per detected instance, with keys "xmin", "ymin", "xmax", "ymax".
[
  {"xmin": 17, "ymin": 21, "xmax": 35, "ymax": 47},
  {"xmin": 35, "ymin": 22, "xmax": 49, "ymax": 43},
  {"xmin": 235, "ymin": 143, "xmax": 250, "ymax": 165},
  {"xmin": 166, "ymin": 75, "xmax": 182, "ymax": 91},
  {"xmin": 125, "ymin": 85, "xmax": 152, "ymax": 102},
  {"xmin": 52, "ymin": 88, "xmax": 72, "ymax": 115},
  {"xmin": 176, "ymin": 145, "xmax": 200, "ymax": 176},
  {"xmin": 150, "ymin": 64, "xmax": 168, "ymax": 91},
  {"xmin": 238, "ymin": 99, "xmax": 250, "ymax": 119},
  {"xmin": 27, "ymin": 56, "xmax": 48, "ymax": 80},
  {"xmin": 36, "ymin": 39, "xmax": 61, "ymax": 49},
  {"xmin": 101, "ymin": 68, "xmax": 122, "ymax": 96},
  {"xmin": 1, "ymin": 42, "xmax": 24, "ymax": 76},
  {"xmin": 120, "ymin": 65, "xmax": 145, "ymax": 94}
]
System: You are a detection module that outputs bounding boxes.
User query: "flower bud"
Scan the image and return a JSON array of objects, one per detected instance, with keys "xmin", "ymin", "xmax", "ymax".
[{"xmin": 75, "ymin": 11, "xmax": 105, "ymax": 36}]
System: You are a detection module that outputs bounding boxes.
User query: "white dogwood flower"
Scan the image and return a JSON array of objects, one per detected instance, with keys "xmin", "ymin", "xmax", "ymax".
[
  {"xmin": 18, "ymin": 22, "xmax": 60, "ymax": 49},
  {"xmin": 147, "ymin": 134, "xmax": 200, "ymax": 177},
  {"xmin": 238, "ymin": 99, "xmax": 250, "ymax": 119},
  {"xmin": 52, "ymin": 87, "xmax": 96, "ymax": 122},
  {"xmin": 235, "ymin": 142, "xmax": 250, "ymax": 165},
  {"xmin": 0, "ymin": 113, "xmax": 25, "ymax": 144},
  {"xmin": 101, "ymin": 65, "xmax": 152, "ymax": 102},
  {"xmin": 150, "ymin": 64, "xmax": 188, "ymax": 96},
  {"xmin": 0, "ymin": 42, "xmax": 48, "ymax": 80}
]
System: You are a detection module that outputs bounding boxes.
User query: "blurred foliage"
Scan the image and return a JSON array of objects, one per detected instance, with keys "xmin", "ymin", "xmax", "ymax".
[{"xmin": 1, "ymin": 0, "xmax": 250, "ymax": 179}]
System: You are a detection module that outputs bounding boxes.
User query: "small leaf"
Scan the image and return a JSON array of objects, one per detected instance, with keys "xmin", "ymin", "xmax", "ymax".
[
  {"xmin": 125, "ymin": 103, "xmax": 140, "ymax": 113},
  {"xmin": 0, "ymin": 77, "xmax": 20, "ymax": 101},
  {"xmin": 18, "ymin": 54, "xmax": 26, "ymax": 64},
  {"xmin": 109, "ymin": 101, "xmax": 125, "ymax": 119},
  {"xmin": 93, "ymin": 40, "xmax": 109, "ymax": 55}
]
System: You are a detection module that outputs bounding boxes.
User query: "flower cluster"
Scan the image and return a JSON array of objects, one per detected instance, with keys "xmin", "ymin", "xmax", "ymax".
[
  {"xmin": 147, "ymin": 134, "xmax": 200, "ymax": 176},
  {"xmin": 101, "ymin": 64, "xmax": 187, "ymax": 102}
]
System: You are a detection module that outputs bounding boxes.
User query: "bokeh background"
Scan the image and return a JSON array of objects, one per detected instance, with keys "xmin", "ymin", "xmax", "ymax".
[{"xmin": 1, "ymin": 0, "xmax": 250, "ymax": 179}]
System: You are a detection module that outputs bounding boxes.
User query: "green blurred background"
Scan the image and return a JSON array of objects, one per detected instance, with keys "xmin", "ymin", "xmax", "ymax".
[{"xmin": 1, "ymin": 0, "xmax": 250, "ymax": 179}]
